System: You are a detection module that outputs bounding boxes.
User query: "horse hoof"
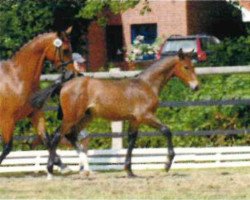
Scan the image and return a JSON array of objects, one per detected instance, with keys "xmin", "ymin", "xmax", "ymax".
[
  {"xmin": 60, "ymin": 166, "xmax": 71, "ymax": 174},
  {"xmin": 47, "ymin": 173, "xmax": 53, "ymax": 180},
  {"xmin": 80, "ymin": 170, "xmax": 90, "ymax": 177},
  {"xmin": 127, "ymin": 172, "xmax": 137, "ymax": 178},
  {"xmin": 165, "ymin": 163, "xmax": 172, "ymax": 172}
]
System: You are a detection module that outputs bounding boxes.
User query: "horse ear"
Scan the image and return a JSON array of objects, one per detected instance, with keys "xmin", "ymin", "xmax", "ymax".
[
  {"xmin": 187, "ymin": 49, "xmax": 194, "ymax": 58},
  {"xmin": 65, "ymin": 26, "xmax": 73, "ymax": 36},
  {"xmin": 186, "ymin": 49, "xmax": 194, "ymax": 58},
  {"xmin": 178, "ymin": 48, "xmax": 185, "ymax": 60},
  {"xmin": 56, "ymin": 27, "xmax": 72, "ymax": 40}
]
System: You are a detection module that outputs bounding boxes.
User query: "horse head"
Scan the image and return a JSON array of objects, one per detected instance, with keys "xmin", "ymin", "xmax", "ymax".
[
  {"xmin": 44, "ymin": 27, "xmax": 74, "ymax": 72},
  {"xmin": 172, "ymin": 49, "xmax": 199, "ymax": 91}
]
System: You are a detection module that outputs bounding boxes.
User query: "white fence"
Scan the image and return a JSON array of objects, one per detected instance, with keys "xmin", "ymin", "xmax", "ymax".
[
  {"xmin": 40, "ymin": 66, "xmax": 250, "ymax": 81},
  {"xmin": 1, "ymin": 146, "xmax": 250, "ymax": 173}
]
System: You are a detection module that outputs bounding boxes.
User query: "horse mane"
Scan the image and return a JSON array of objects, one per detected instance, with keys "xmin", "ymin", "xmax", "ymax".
[
  {"xmin": 137, "ymin": 56, "xmax": 177, "ymax": 79},
  {"xmin": 11, "ymin": 32, "xmax": 55, "ymax": 60}
]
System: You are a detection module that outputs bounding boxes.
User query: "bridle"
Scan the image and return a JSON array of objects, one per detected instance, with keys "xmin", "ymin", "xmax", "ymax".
[
  {"xmin": 54, "ymin": 45, "xmax": 73, "ymax": 69},
  {"xmin": 53, "ymin": 38, "xmax": 73, "ymax": 70}
]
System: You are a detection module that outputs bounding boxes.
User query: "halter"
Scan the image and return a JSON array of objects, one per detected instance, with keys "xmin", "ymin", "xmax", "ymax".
[{"xmin": 53, "ymin": 38, "xmax": 73, "ymax": 69}]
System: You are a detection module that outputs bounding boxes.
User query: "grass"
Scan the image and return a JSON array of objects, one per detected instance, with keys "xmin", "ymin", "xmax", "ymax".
[{"xmin": 0, "ymin": 167, "xmax": 249, "ymax": 199}]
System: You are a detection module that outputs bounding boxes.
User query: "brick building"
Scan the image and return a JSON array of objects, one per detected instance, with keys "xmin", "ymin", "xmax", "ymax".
[
  {"xmin": 86, "ymin": 1, "xmax": 246, "ymax": 71},
  {"xmin": 239, "ymin": 0, "xmax": 250, "ymax": 22}
]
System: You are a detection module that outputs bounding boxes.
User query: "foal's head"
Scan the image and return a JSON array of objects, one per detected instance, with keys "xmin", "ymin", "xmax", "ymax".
[
  {"xmin": 172, "ymin": 49, "xmax": 199, "ymax": 90},
  {"xmin": 45, "ymin": 27, "xmax": 74, "ymax": 71}
]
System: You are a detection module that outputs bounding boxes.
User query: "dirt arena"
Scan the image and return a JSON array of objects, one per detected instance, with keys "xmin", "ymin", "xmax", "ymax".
[{"xmin": 0, "ymin": 168, "xmax": 249, "ymax": 199}]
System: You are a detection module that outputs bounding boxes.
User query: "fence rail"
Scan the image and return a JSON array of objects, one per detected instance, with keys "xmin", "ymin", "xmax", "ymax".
[
  {"xmin": 1, "ymin": 146, "xmax": 250, "ymax": 173},
  {"xmin": 40, "ymin": 66, "xmax": 250, "ymax": 81}
]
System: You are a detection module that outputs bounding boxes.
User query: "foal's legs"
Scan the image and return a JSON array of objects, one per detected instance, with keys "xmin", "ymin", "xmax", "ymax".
[
  {"xmin": 47, "ymin": 115, "xmax": 91, "ymax": 177},
  {"xmin": 124, "ymin": 122, "xmax": 138, "ymax": 177},
  {"xmin": 144, "ymin": 114, "xmax": 175, "ymax": 172},
  {"xmin": 0, "ymin": 117, "xmax": 15, "ymax": 164},
  {"xmin": 65, "ymin": 128, "xmax": 90, "ymax": 176},
  {"xmin": 64, "ymin": 115, "xmax": 92, "ymax": 175}
]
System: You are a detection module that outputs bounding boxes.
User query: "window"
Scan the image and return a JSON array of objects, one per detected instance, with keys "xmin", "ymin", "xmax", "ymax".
[
  {"xmin": 131, "ymin": 24, "xmax": 157, "ymax": 60},
  {"xmin": 162, "ymin": 39, "xmax": 197, "ymax": 53}
]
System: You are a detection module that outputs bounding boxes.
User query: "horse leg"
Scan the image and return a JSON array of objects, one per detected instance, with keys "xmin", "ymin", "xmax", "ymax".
[
  {"xmin": 124, "ymin": 122, "xmax": 138, "ymax": 178},
  {"xmin": 65, "ymin": 129, "xmax": 90, "ymax": 176},
  {"xmin": 30, "ymin": 111, "xmax": 50, "ymax": 147},
  {"xmin": 47, "ymin": 128, "xmax": 62, "ymax": 179},
  {"xmin": 144, "ymin": 114, "xmax": 175, "ymax": 172},
  {"xmin": 30, "ymin": 111, "xmax": 68, "ymax": 175},
  {"xmin": 47, "ymin": 120, "xmax": 75, "ymax": 178},
  {"xmin": 65, "ymin": 115, "xmax": 92, "ymax": 176},
  {"xmin": 0, "ymin": 118, "xmax": 15, "ymax": 164}
]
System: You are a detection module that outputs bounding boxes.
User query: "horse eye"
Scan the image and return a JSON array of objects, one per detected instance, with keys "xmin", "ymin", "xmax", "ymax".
[{"xmin": 184, "ymin": 66, "xmax": 189, "ymax": 70}]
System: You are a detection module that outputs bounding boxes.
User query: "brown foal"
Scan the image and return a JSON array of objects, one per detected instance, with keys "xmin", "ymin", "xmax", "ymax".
[{"xmin": 48, "ymin": 49, "xmax": 199, "ymax": 177}]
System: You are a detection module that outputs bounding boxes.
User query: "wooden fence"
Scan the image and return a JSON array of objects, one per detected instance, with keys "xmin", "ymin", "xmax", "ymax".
[{"xmin": 1, "ymin": 146, "xmax": 250, "ymax": 173}]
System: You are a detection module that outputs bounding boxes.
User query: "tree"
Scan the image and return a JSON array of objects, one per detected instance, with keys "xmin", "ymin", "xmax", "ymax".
[
  {"xmin": 0, "ymin": 0, "xmax": 143, "ymax": 59},
  {"xmin": 0, "ymin": 0, "xmax": 54, "ymax": 58}
]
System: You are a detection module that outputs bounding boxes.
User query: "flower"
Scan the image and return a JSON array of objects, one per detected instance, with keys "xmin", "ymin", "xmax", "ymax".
[
  {"xmin": 132, "ymin": 48, "xmax": 142, "ymax": 55},
  {"xmin": 126, "ymin": 36, "xmax": 164, "ymax": 62},
  {"xmin": 148, "ymin": 51, "xmax": 154, "ymax": 55},
  {"xmin": 133, "ymin": 40, "xmax": 140, "ymax": 45},
  {"xmin": 136, "ymin": 35, "xmax": 144, "ymax": 41}
]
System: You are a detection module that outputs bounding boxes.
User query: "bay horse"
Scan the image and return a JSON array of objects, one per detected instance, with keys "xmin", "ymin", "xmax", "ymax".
[
  {"xmin": 0, "ymin": 27, "xmax": 74, "ymax": 169},
  {"xmin": 48, "ymin": 49, "xmax": 199, "ymax": 178}
]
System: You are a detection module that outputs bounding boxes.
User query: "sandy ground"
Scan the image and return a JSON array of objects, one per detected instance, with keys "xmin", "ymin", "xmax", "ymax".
[{"xmin": 0, "ymin": 168, "xmax": 249, "ymax": 199}]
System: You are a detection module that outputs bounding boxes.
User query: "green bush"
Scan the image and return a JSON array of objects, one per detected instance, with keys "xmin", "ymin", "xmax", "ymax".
[
  {"xmin": 0, "ymin": 0, "xmax": 53, "ymax": 59},
  {"xmin": 200, "ymin": 36, "xmax": 250, "ymax": 66}
]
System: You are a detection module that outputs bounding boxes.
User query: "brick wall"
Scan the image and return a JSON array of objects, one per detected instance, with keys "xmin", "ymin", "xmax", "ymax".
[
  {"xmin": 239, "ymin": 1, "xmax": 250, "ymax": 10},
  {"xmin": 120, "ymin": 1, "xmax": 188, "ymax": 51},
  {"xmin": 88, "ymin": 1, "xmax": 190, "ymax": 71},
  {"xmin": 88, "ymin": 22, "xmax": 107, "ymax": 71}
]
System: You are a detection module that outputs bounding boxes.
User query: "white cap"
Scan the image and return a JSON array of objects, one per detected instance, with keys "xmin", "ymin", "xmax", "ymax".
[{"xmin": 72, "ymin": 53, "xmax": 86, "ymax": 63}]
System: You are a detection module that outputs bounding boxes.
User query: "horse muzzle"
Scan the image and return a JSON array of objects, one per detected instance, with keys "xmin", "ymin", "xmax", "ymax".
[{"xmin": 189, "ymin": 80, "xmax": 199, "ymax": 91}]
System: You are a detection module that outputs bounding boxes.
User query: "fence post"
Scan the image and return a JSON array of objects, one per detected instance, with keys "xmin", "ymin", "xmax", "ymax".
[
  {"xmin": 35, "ymin": 154, "xmax": 41, "ymax": 173},
  {"xmin": 109, "ymin": 68, "xmax": 123, "ymax": 150},
  {"xmin": 111, "ymin": 121, "xmax": 123, "ymax": 149}
]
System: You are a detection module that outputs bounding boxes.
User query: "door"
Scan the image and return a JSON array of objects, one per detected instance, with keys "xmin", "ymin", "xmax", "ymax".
[{"xmin": 106, "ymin": 25, "xmax": 124, "ymax": 62}]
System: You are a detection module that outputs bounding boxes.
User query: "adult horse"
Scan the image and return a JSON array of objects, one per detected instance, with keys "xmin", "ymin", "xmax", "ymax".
[
  {"xmin": 0, "ymin": 28, "xmax": 74, "ymax": 168},
  {"xmin": 48, "ymin": 49, "xmax": 199, "ymax": 177}
]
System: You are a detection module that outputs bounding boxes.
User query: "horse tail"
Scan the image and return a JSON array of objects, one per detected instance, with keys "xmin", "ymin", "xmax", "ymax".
[{"xmin": 30, "ymin": 82, "xmax": 62, "ymax": 109}]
